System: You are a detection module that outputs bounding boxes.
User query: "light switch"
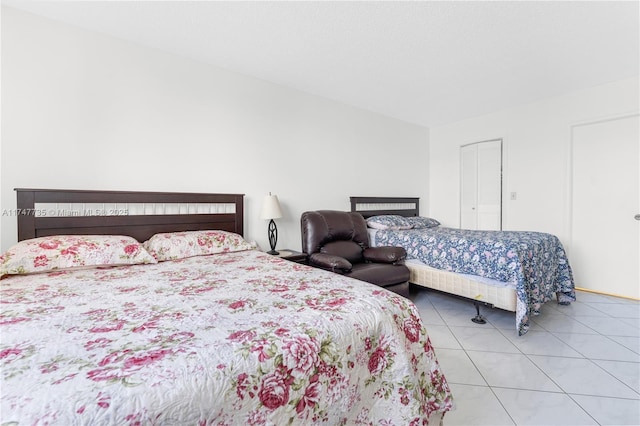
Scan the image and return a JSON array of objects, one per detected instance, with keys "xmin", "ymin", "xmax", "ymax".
[{"xmin": 510, "ymin": 192, "xmax": 517, "ymax": 200}]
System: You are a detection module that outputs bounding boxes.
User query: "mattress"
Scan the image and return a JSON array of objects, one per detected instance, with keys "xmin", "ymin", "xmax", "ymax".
[
  {"xmin": 370, "ymin": 227, "xmax": 516, "ymax": 310},
  {"xmin": 369, "ymin": 226, "xmax": 576, "ymax": 335},
  {"xmin": 0, "ymin": 248, "xmax": 453, "ymax": 425}
]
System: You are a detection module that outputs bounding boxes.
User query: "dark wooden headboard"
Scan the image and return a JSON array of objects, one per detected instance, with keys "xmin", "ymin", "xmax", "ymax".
[
  {"xmin": 16, "ymin": 188, "xmax": 244, "ymax": 242},
  {"xmin": 350, "ymin": 196, "xmax": 420, "ymax": 218}
]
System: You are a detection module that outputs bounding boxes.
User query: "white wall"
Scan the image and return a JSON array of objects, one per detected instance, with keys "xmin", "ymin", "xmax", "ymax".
[
  {"xmin": 0, "ymin": 7, "xmax": 429, "ymax": 251},
  {"xmin": 429, "ymin": 76, "xmax": 639, "ymax": 247}
]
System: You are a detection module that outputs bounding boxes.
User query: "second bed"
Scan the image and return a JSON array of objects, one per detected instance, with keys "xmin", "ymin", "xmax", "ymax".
[{"xmin": 350, "ymin": 196, "xmax": 576, "ymax": 335}]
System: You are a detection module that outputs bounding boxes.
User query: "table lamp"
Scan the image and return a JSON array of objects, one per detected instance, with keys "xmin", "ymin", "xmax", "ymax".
[{"xmin": 260, "ymin": 193, "xmax": 283, "ymax": 255}]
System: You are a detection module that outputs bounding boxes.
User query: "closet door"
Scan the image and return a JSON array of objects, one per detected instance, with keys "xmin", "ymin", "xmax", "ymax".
[
  {"xmin": 572, "ymin": 114, "xmax": 639, "ymax": 298},
  {"xmin": 460, "ymin": 140, "xmax": 502, "ymax": 230}
]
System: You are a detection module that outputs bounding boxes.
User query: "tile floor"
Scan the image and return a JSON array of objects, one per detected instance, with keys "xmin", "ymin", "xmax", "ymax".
[{"xmin": 408, "ymin": 287, "xmax": 640, "ymax": 426}]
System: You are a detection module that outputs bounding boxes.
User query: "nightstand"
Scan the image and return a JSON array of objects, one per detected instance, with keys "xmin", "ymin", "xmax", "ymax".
[{"xmin": 273, "ymin": 249, "xmax": 307, "ymax": 264}]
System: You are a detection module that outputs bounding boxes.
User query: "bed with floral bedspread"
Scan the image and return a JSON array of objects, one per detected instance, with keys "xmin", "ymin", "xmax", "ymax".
[
  {"xmin": 369, "ymin": 226, "xmax": 576, "ymax": 335},
  {"xmin": 0, "ymin": 245, "xmax": 452, "ymax": 424}
]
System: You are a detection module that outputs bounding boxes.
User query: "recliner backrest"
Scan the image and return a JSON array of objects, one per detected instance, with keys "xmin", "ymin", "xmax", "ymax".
[{"xmin": 301, "ymin": 211, "xmax": 370, "ymax": 260}]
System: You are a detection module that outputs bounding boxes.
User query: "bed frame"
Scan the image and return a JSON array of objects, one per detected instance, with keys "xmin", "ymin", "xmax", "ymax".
[
  {"xmin": 350, "ymin": 196, "xmax": 518, "ymax": 319},
  {"xmin": 15, "ymin": 188, "xmax": 244, "ymax": 243}
]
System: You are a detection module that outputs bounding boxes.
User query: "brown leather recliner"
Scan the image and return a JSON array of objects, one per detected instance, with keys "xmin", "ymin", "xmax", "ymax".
[{"xmin": 301, "ymin": 210, "xmax": 410, "ymax": 296}]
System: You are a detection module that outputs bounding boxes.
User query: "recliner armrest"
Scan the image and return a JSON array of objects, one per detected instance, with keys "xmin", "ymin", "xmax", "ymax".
[
  {"xmin": 363, "ymin": 246, "xmax": 406, "ymax": 264},
  {"xmin": 308, "ymin": 253, "xmax": 353, "ymax": 273}
]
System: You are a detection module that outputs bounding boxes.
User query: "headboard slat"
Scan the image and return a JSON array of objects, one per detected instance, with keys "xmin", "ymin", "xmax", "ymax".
[{"xmin": 350, "ymin": 196, "xmax": 420, "ymax": 218}]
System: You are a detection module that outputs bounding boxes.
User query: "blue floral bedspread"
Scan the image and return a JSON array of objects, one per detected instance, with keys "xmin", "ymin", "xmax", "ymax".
[{"xmin": 371, "ymin": 227, "xmax": 576, "ymax": 335}]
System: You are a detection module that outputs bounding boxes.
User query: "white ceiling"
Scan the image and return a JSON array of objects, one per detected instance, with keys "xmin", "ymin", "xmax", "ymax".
[{"xmin": 3, "ymin": 1, "xmax": 639, "ymax": 127}]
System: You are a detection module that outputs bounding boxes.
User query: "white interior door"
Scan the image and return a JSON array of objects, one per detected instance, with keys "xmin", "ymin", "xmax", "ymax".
[
  {"xmin": 571, "ymin": 114, "xmax": 639, "ymax": 299},
  {"xmin": 461, "ymin": 140, "xmax": 502, "ymax": 230}
]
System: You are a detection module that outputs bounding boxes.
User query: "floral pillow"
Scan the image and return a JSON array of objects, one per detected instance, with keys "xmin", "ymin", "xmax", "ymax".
[
  {"xmin": 366, "ymin": 215, "xmax": 413, "ymax": 230},
  {"xmin": 405, "ymin": 216, "xmax": 441, "ymax": 229},
  {"xmin": 0, "ymin": 235, "xmax": 157, "ymax": 277},
  {"xmin": 143, "ymin": 230, "xmax": 256, "ymax": 261}
]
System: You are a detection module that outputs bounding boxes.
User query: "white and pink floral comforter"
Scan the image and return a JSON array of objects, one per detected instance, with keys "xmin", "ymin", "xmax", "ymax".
[{"xmin": 1, "ymin": 249, "xmax": 452, "ymax": 425}]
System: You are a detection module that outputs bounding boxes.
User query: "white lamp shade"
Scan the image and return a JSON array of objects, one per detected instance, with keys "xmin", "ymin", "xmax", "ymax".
[{"xmin": 260, "ymin": 194, "xmax": 283, "ymax": 220}]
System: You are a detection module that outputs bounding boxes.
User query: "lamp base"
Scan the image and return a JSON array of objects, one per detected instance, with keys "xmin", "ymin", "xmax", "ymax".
[{"xmin": 267, "ymin": 219, "xmax": 279, "ymax": 256}]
